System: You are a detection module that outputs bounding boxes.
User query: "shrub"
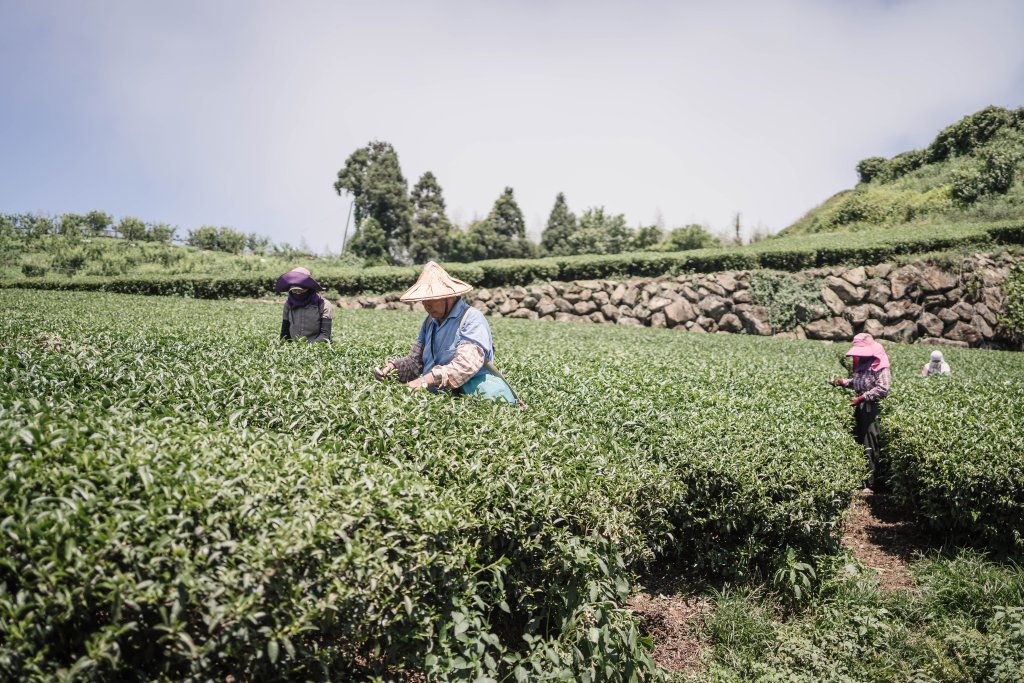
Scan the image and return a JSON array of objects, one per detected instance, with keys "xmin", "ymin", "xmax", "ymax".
[{"xmin": 856, "ymin": 156, "xmax": 889, "ymax": 184}]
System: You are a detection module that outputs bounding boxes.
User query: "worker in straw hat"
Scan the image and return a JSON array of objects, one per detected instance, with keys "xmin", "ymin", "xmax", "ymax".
[
  {"xmin": 373, "ymin": 261, "xmax": 521, "ymax": 405},
  {"xmin": 276, "ymin": 266, "xmax": 334, "ymax": 343},
  {"xmin": 830, "ymin": 333, "xmax": 892, "ymax": 491}
]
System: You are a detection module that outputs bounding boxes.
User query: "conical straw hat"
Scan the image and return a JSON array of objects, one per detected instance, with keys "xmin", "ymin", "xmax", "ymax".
[{"xmin": 399, "ymin": 261, "xmax": 473, "ymax": 302}]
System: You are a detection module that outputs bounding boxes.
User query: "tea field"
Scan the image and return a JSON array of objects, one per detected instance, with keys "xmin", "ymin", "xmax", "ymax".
[{"xmin": 1, "ymin": 290, "xmax": 1021, "ymax": 681}]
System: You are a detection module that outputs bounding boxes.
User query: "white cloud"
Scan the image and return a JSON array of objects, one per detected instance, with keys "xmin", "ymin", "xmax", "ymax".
[{"xmin": 3, "ymin": 0, "xmax": 1023, "ymax": 250}]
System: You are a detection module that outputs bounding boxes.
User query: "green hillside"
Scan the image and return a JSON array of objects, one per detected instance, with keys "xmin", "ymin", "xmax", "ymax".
[{"xmin": 782, "ymin": 105, "xmax": 1024, "ymax": 236}]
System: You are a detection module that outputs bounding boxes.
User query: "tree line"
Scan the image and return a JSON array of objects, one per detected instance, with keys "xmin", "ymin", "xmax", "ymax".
[
  {"xmin": 1, "ymin": 211, "xmax": 274, "ymax": 255},
  {"xmin": 334, "ymin": 140, "xmax": 723, "ymax": 266}
]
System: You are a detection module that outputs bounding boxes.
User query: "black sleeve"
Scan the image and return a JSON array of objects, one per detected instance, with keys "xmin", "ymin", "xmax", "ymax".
[
  {"xmin": 280, "ymin": 318, "xmax": 291, "ymax": 340},
  {"xmin": 312, "ymin": 316, "xmax": 332, "ymax": 343}
]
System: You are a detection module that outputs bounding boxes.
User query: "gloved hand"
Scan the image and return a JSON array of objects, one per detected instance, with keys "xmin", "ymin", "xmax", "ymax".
[
  {"xmin": 372, "ymin": 363, "xmax": 395, "ymax": 382},
  {"xmin": 829, "ymin": 376, "xmax": 844, "ymax": 386},
  {"xmin": 851, "ymin": 395, "xmax": 866, "ymax": 406}
]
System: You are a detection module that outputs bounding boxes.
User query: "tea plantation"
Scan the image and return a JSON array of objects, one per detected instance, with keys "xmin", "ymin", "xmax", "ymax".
[{"xmin": 1, "ymin": 290, "xmax": 1021, "ymax": 681}]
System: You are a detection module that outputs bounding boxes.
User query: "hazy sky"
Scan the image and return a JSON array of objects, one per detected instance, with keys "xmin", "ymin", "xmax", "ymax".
[{"xmin": 2, "ymin": 0, "xmax": 1023, "ymax": 252}]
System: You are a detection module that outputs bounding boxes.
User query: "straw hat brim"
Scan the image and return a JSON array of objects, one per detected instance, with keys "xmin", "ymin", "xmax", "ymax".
[{"xmin": 399, "ymin": 262, "xmax": 473, "ymax": 302}]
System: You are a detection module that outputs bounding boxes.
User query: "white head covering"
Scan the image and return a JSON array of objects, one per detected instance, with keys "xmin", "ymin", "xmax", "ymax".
[{"xmin": 930, "ymin": 350, "xmax": 944, "ymax": 362}]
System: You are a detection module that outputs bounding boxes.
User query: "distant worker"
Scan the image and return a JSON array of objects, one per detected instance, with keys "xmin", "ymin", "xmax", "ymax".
[
  {"xmin": 373, "ymin": 261, "xmax": 523, "ymax": 406},
  {"xmin": 921, "ymin": 350, "xmax": 951, "ymax": 377},
  {"xmin": 830, "ymin": 333, "xmax": 891, "ymax": 491},
  {"xmin": 276, "ymin": 267, "xmax": 333, "ymax": 343}
]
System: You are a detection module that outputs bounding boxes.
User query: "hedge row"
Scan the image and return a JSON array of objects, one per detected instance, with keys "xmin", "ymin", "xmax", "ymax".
[{"xmin": 4, "ymin": 222, "xmax": 1021, "ymax": 299}]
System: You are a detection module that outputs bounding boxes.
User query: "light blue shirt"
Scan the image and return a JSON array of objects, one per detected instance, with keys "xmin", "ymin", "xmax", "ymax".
[{"xmin": 417, "ymin": 298, "xmax": 494, "ymax": 380}]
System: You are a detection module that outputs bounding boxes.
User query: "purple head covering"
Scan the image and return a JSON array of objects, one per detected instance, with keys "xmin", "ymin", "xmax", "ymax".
[
  {"xmin": 845, "ymin": 333, "xmax": 890, "ymax": 372},
  {"xmin": 277, "ymin": 267, "xmax": 324, "ymax": 310}
]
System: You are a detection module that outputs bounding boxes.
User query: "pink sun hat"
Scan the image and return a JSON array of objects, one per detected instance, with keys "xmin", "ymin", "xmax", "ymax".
[{"xmin": 845, "ymin": 333, "xmax": 890, "ymax": 371}]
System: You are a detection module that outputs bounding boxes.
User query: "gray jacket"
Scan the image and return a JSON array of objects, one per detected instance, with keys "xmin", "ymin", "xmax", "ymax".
[{"xmin": 282, "ymin": 299, "xmax": 333, "ymax": 343}]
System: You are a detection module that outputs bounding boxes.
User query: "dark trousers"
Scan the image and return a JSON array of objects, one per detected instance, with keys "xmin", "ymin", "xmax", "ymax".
[{"xmin": 853, "ymin": 400, "xmax": 882, "ymax": 489}]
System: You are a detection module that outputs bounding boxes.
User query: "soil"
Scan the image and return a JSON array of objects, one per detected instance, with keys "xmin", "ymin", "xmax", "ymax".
[
  {"xmin": 626, "ymin": 568, "xmax": 711, "ymax": 673},
  {"xmin": 841, "ymin": 490, "xmax": 931, "ymax": 591}
]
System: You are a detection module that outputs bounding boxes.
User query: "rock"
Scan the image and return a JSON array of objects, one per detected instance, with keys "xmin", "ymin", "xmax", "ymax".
[
  {"xmin": 498, "ymin": 300, "xmax": 516, "ymax": 315},
  {"xmin": 590, "ymin": 312, "xmax": 607, "ymax": 324},
  {"xmin": 794, "ymin": 325, "xmax": 807, "ymax": 340},
  {"xmin": 736, "ymin": 304, "xmax": 772, "ymax": 336},
  {"xmin": 732, "ymin": 289, "xmax": 754, "ymax": 305},
  {"xmin": 592, "ymin": 291, "xmax": 610, "ymax": 306},
  {"xmin": 869, "ymin": 263, "xmax": 894, "ymax": 279},
  {"xmin": 971, "ymin": 314, "xmax": 995, "ymax": 340},
  {"xmin": 696, "ymin": 315, "xmax": 716, "ymax": 330},
  {"xmin": 623, "ymin": 287, "xmax": 641, "ymax": 307},
  {"xmin": 555, "ymin": 312, "xmax": 582, "ymax": 323},
  {"xmin": 805, "ymin": 317, "xmax": 854, "ymax": 341},
  {"xmin": 842, "ymin": 266, "xmax": 867, "ymax": 287},
  {"xmin": 610, "ymin": 284, "xmax": 628, "ymax": 306},
  {"xmin": 553, "ymin": 297, "xmax": 574, "ymax": 314},
  {"xmin": 633, "ymin": 306, "xmax": 652, "ymax": 322},
  {"xmin": 919, "ymin": 266, "xmax": 958, "ymax": 294},
  {"xmin": 536, "ymin": 297, "xmax": 558, "ymax": 317},
  {"xmin": 917, "ymin": 312, "xmax": 944, "ymax": 337},
  {"xmin": 975, "ymin": 302, "xmax": 999, "ymax": 328},
  {"xmin": 573, "ymin": 300, "xmax": 598, "ymax": 316},
  {"xmin": 882, "ymin": 300, "xmax": 908, "ymax": 323},
  {"xmin": 601, "ymin": 304, "xmax": 621, "ymax": 322},
  {"xmin": 575, "ymin": 280, "xmax": 602, "ymax": 291},
  {"xmin": 951, "ymin": 301, "xmax": 975, "ymax": 322},
  {"xmin": 688, "ymin": 323, "xmax": 708, "ymax": 333},
  {"xmin": 617, "ymin": 317, "xmax": 642, "ymax": 326},
  {"xmin": 945, "ymin": 287, "xmax": 965, "ymax": 305},
  {"xmin": 945, "ymin": 321, "xmax": 981, "ymax": 346},
  {"xmin": 863, "ymin": 319, "xmax": 885, "ymax": 338},
  {"xmin": 916, "ymin": 337, "xmax": 969, "ymax": 348},
  {"xmin": 937, "ymin": 308, "xmax": 959, "ymax": 325},
  {"xmin": 509, "ymin": 286, "xmax": 528, "ymax": 300},
  {"xmin": 825, "ymin": 275, "xmax": 864, "ymax": 304},
  {"xmin": 903, "ymin": 302, "xmax": 923, "ymax": 319},
  {"xmin": 821, "ymin": 286, "xmax": 846, "ymax": 316},
  {"xmin": 579, "ymin": 289, "xmax": 593, "ymax": 301},
  {"xmin": 648, "ymin": 296, "xmax": 674, "ymax": 313},
  {"xmin": 699, "ymin": 295, "xmax": 730, "ymax": 320},
  {"xmin": 717, "ymin": 272, "xmax": 739, "ymax": 293},
  {"xmin": 921, "ymin": 294, "xmax": 947, "ymax": 310},
  {"xmin": 563, "ymin": 291, "xmax": 581, "ymax": 304},
  {"xmin": 982, "ymin": 287, "xmax": 1004, "ymax": 314},
  {"xmin": 476, "ymin": 289, "xmax": 492, "ymax": 302},
  {"xmin": 651, "ymin": 312, "xmax": 667, "ymax": 328},
  {"xmin": 845, "ymin": 304, "xmax": 872, "ymax": 326},
  {"xmin": 717, "ymin": 313, "xmax": 743, "ymax": 333},
  {"xmin": 664, "ymin": 299, "xmax": 698, "ymax": 327},
  {"xmin": 882, "ymin": 320, "xmax": 917, "ymax": 344},
  {"xmin": 865, "ymin": 279, "xmax": 891, "ymax": 307},
  {"xmin": 701, "ymin": 281, "xmax": 727, "ymax": 297},
  {"xmin": 509, "ymin": 308, "xmax": 538, "ymax": 320},
  {"xmin": 680, "ymin": 286, "xmax": 701, "ymax": 303},
  {"xmin": 890, "ymin": 265, "xmax": 921, "ymax": 299},
  {"xmin": 796, "ymin": 301, "xmax": 828, "ymax": 322},
  {"xmin": 520, "ymin": 295, "xmax": 538, "ymax": 309}
]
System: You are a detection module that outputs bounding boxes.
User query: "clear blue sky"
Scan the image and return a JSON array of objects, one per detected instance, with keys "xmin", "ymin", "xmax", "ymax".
[{"xmin": 2, "ymin": 0, "xmax": 1023, "ymax": 252}]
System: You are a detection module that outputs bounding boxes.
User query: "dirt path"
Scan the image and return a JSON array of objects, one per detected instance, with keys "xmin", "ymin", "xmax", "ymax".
[
  {"xmin": 626, "ymin": 569, "xmax": 711, "ymax": 673},
  {"xmin": 841, "ymin": 490, "xmax": 930, "ymax": 591}
]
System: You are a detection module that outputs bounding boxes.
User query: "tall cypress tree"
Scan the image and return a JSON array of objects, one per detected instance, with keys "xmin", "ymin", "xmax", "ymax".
[
  {"xmin": 473, "ymin": 187, "xmax": 534, "ymax": 259},
  {"xmin": 334, "ymin": 141, "xmax": 413, "ymax": 263},
  {"xmin": 540, "ymin": 192, "xmax": 577, "ymax": 255},
  {"xmin": 409, "ymin": 171, "xmax": 454, "ymax": 264}
]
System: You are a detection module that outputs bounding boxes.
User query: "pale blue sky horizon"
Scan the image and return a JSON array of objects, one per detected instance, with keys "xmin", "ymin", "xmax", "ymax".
[{"xmin": 2, "ymin": 0, "xmax": 1023, "ymax": 253}]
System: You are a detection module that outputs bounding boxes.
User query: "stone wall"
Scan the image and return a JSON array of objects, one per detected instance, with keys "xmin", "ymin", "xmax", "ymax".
[{"xmin": 336, "ymin": 252, "xmax": 1022, "ymax": 349}]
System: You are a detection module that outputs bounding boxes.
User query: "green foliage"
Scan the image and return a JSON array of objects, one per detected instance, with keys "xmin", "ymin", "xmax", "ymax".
[
  {"xmin": 662, "ymin": 224, "xmax": 721, "ymax": 251},
  {"xmin": 695, "ymin": 550, "xmax": 1024, "ymax": 682},
  {"xmin": 1001, "ymin": 261, "xmax": 1024, "ymax": 345},
  {"xmin": 856, "ymin": 156, "xmax": 889, "ymax": 184},
  {"xmin": 186, "ymin": 225, "xmax": 246, "ymax": 254},
  {"xmin": 927, "ymin": 105, "xmax": 1014, "ymax": 163},
  {"xmin": 409, "ymin": 171, "xmax": 454, "ymax": 264},
  {"xmin": 334, "ymin": 140, "xmax": 414, "ymax": 263},
  {"xmin": 117, "ymin": 216, "xmax": 147, "ymax": 241},
  {"xmin": 566, "ymin": 207, "xmax": 633, "ymax": 256},
  {"xmin": 0, "ymin": 290, "xmax": 881, "ymax": 680},
  {"xmin": 631, "ymin": 225, "xmax": 663, "ymax": 251},
  {"xmin": 882, "ymin": 346, "xmax": 1024, "ymax": 552},
  {"xmin": 747, "ymin": 270, "xmax": 823, "ymax": 333},
  {"xmin": 540, "ymin": 192, "xmax": 579, "ymax": 256},
  {"xmin": 350, "ymin": 217, "xmax": 390, "ymax": 266},
  {"xmin": 951, "ymin": 147, "xmax": 1020, "ymax": 205}
]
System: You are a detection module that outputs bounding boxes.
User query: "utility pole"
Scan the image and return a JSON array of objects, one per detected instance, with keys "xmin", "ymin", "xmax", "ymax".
[{"xmin": 340, "ymin": 197, "xmax": 354, "ymax": 254}]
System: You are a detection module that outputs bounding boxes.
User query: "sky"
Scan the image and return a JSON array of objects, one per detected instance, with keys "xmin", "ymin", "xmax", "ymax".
[{"xmin": 2, "ymin": 0, "xmax": 1023, "ymax": 253}]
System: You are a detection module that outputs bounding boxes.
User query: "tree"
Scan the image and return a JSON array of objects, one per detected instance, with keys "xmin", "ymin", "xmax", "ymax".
[
  {"xmin": 146, "ymin": 222, "xmax": 177, "ymax": 243},
  {"xmin": 350, "ymin": 217, "xmax": 390, "ymax": 265},
  {"xmin": 83, "ymin": 210, "xmax": 113, "ymax": 237},
  {"xmin": 473, "ymin": 187, "xmax": 534, "ymax": 259},
  {"xmin": 409, "ymin": 171, "xmax": 454, "ymax": 263},
  {"xmin": 631, "ymin": 225, "xmax": 663, "ymax": 251},
  {"xmin": 334, "ymin": 141, "xmax": 414, "ymax": 263},
  {"xmin": 663, "ymin": 224, "xmax": 720, "ymax": 251},
  {"xmin": 118, "ymin": 216, "xmax": 147, "ymax": 241},
  {"xmin": 58, "ymin": 213, "xmax": 85, "ymax": 238},
  {"xmin": 246, "ymin": 232, "xmax": 271, "ymax": 254},
  {"xmin": 445, "ymin": 227, "xmax": 486, "ymax": 262},
  {"xmin": 540, "ymin": 192, "xmax": 578, "ymax": 255},
  {"xmin": 566, "ymin": 207, "xmax": 632, "ymax": 255}
]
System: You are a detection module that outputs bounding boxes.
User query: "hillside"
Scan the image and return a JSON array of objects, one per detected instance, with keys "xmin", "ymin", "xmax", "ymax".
[{"xmin": 781, "ymin": 105, "xmax": 1024, "ymax": 236}]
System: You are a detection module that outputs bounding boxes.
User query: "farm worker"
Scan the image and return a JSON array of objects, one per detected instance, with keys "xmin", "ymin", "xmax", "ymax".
[
  {"xmin": 921, "ymin": 350, "xmax": 952, "ymax": 377},
  {"xmin": 373, "ymin": 261, "xmax": 523, "ymax": 406},
  {"xmin": 830, "ymin": 333, "xmax": 891, "ymax": 491},
  {"xmin": 275, "ymin": 267, "xmax": 334, "ymax": 343}
]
